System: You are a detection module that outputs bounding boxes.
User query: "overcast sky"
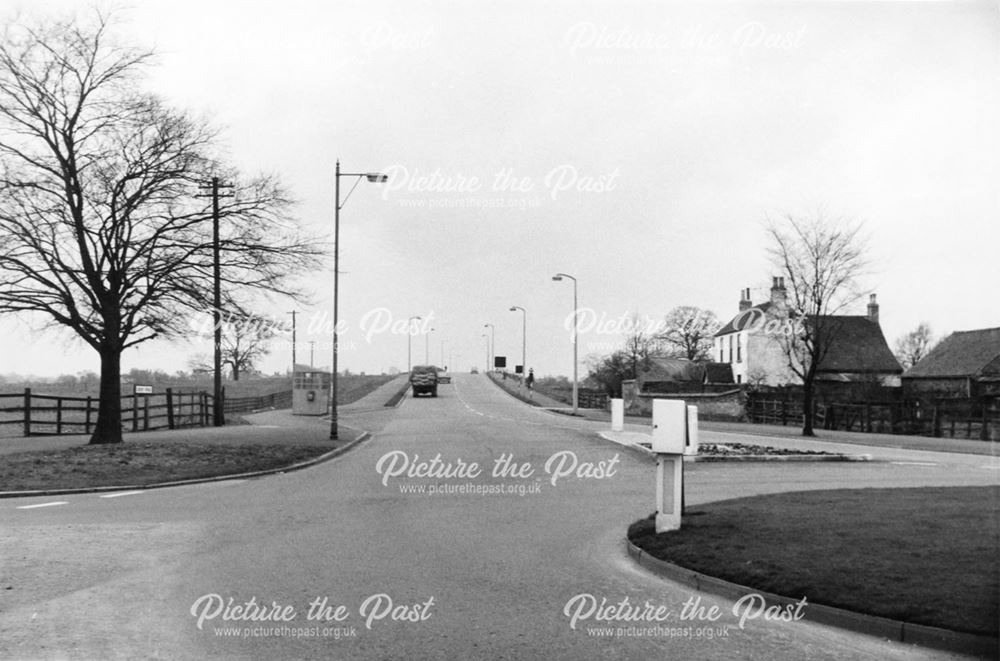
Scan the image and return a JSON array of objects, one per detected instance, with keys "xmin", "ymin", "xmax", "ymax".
[{"xmin": 1, "ymin": 0, "xmax": 998, "ymax": 380}]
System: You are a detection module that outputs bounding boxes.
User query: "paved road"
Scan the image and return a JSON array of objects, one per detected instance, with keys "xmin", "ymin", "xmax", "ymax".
[{"xmin": 1, "ymin": 374, "xmax": 995, "ymax": 660}]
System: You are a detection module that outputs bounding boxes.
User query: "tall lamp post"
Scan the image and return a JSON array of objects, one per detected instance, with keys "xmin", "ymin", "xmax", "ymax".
[
  {"xmin": 330, "ymin": 160, "xmax": 388, "ymax": 441},
  {"xmin": 481, "ymin": 333, "xmax": 490, "ymax": 372},
  {"xmin": 407, "ymin": 315, "xmax": 422, "ymax": 371},
  {"xmin": 552, "ymin": 273, "xmax": 578, "ymax": 414},
  {"xmin": 509, "ymin": 306, "xmax": 526, "ymax": 384},
  {"xmin": 425, "ymin": 327, "xmax": 435, "ymax": 364},
  {"xmin": 483, "ymin": 323, "xmax": 494, "ymax": 371}
]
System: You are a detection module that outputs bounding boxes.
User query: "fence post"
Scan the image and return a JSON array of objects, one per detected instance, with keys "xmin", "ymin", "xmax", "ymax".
[
  {"xmin": 143, "ymin": 395, "xmax": 150, "ymax": 431},
  {"xmin": 23, "ymin": 388, "xmax": 31, "ymax": 437},
  {"xmin": 166, "ymin": 388, "xmax": 175, "ymax": 430},
  {"xmin": 131, "ymin": 391, "xmax": 138, "ymax": 432},
  {"xmin": 85, "ymin": 396, "xmax": 92, "ymax": 435},
  {"xmin": 982, "ymin": 407, "xmax": 989, "ymax": 441},
  {"xmin": 221, "ymin": 386, "xmax": 226, "ymax": 425},
  {"xmin": 780, "ymin": 400, "xmax": 787, "ymax": 426},
  {"xmin": 56, "ymin": 397, "xmax": 63, "ymax": 435},
  {"xmin": 932, "ymin": 405, "xmax": 941, "ymax": 437}
]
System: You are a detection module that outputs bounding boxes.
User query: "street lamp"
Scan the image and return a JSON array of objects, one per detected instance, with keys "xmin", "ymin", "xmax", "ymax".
[
  {"xmin": 481, "ymin": 333, "xmax": 489, "ymax": 372},
  {"xmin": 483, "ymin": 323, "xmax": 494, "ymax": 371},
  {"xmin": 509, "ymin": 306, "xmax": 526, "ymax": 385},
  {"xmin": 552, "ymin": 273, "xmax": 578, "ymax": 414},
  {"xmin": 425, "ymin": 327, "xmax": 435, "ymax": 364},
  {"xmin": 330, "ymin": 160, "xmax": 388, "ymax": 441},
  {"xmin": 407, "ymin": 315, "xmax": 422, "ymax": 372}
]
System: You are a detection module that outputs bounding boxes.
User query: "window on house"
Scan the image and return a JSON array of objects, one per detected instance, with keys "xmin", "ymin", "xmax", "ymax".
[
  {"xmin": 719, "ymin": 340, "xmax": 724, "ymax": 362},
  {"xmin": 737, "ymin": 374, "xmax": 742, "ymax": 384},
  {"xmin": 728, "ymin": 336, "xmax": 733, "ymax": 362},
  {"xmin": 737, "ymin": 334, "xmax": 742, "ymax": 363}
]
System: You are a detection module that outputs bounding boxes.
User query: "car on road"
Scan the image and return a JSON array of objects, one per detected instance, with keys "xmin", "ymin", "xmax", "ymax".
[
  {"xmin": 436, "ymin": 369, "xmax": 451, "ymax": 384},
  {"xmin": 410, "ymin": 365, "xmax": 439, "ymax": 397}
]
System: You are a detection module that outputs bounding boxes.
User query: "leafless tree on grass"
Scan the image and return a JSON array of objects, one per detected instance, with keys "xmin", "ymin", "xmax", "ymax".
[
  {"xmin": 767, "ymin": 213, "xmax": 868, "ymax": 436},
  {"xmin": 0, "ymin": 12, "xmax": 324, "ymax": 443}
]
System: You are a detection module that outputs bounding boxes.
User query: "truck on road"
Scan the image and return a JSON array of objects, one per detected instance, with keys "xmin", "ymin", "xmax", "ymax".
[{"xmin": 409, "ymin": 365, "xmax": 439, "ymax": 397}]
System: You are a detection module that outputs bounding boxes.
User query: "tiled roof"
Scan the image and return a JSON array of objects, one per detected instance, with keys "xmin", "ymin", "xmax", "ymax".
[
  {"xmin": 904, "ymin": 327, "xmax": 1000, "ymax": 378},
  {"xmin": 639, "ymin": 358, "xmax": 734, "ymax": 384},
  {"xmin": 815, "ymin": 316, "xmax": 902, "ymax": 374},
  {"xmin": 714, "ymin": 302, "xmax": 775, "ymax": 336},
  {"xmin": 641, "ymin": 358, "xmax": 704, "ymax": 382},
  {"xmin": 704, "ymin": 362, "xmax": 735, "ymax": 384}
]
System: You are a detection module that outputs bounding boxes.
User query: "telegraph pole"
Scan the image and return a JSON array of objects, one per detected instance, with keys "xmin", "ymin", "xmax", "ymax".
[
  {"xmin": 198, "ymin": 177, "xmax": 233, "ymax": 427},
  {"xmin": 288, "ymin": 310, "xmax": 298, "ymax": 371}
]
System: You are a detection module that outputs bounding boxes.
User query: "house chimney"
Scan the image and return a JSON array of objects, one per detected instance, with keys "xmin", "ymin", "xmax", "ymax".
[
  {"xmin": 867, "ymin": 293, "xmax": 880, "ymax": 324},
  {"xmin": 770, "ymin": 277, "xmax": 787, "ymax": 305},
  {"xmin": 739, "ymin": 287, "xmax": 752, "ymax": 312}
]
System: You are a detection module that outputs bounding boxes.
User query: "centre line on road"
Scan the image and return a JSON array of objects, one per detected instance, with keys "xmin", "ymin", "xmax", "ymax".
[
  {"xmin": 889, "ymin": 461, "xmax": 938, "ymax": 467},
  {"xmin": 99, "ymin": 491, "xmax": 145, "ymax": 498},
  {"xmin": 16, "ymin": 501, "xmax": 69, "ymax": 510}
]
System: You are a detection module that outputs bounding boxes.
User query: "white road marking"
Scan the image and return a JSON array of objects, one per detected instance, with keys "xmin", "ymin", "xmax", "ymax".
[
  {"xmin": 16, "ymin": 501, "xmax": 69, "ymax": 510},
  {"xmin": 99, "ymin": 491, "xmax": 145, "ymax": 498},
  {"xmin": 890, "ymin": 461, "xmax": 938, "ymax": 467}
]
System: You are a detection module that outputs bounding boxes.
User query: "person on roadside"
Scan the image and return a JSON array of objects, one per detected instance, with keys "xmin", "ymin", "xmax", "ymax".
[{"xmin": 525, "ymin": 368, "xmax": 535, "ymax": 400}]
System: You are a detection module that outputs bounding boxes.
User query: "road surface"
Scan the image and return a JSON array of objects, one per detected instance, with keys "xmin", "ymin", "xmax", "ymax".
[{"xmin": 1, "ymin": 374, "xmax": 996, "ymax": 660}]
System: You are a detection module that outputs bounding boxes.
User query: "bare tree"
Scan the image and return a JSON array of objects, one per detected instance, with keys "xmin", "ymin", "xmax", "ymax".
[
  {"xmin": 767, "ymin": 214, "xmax": 868, "ymax": 436},
  {"xmin": 894, "ymin": 322, "xmax": 935, "ymax": 370},
  {"xmin": 189, "ymin": 314, "xmax": 276, "ymax": 381},
  {"xmin": 657, "ymin": 306, "xmax": 719, "ymax": 361},
  {"xmin": 0, "ymin": 12, "xmax": 323, "ymax": 443},
  {"xmin": 621, "ymin": 311, "xmax": 657, "ymax": 377}
]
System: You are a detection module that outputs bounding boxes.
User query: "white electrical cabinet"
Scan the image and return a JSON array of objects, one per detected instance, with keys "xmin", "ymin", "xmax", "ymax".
[{"xmin": 651, "ymin": 399, "xmax": 687, "ymax": 454}]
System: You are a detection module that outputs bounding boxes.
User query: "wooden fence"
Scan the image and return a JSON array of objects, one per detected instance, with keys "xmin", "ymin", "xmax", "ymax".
[
  {"xmin": 0, "ymin": 387, "xmax": 296, "ymax": 437},
  {"xmin": 747, "ymin": 397, "xmax": 1000, "ymax": 441},
  {"xmin": 223, "ymin": 390, "xmax": 292, "ymax": 414},
  {"xmin": 0, "ymin": 388, "xmax": 219, "ymax": 437}
]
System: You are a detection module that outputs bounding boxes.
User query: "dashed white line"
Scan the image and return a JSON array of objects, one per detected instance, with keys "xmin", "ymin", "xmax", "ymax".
[
  {"xmin": 890, "ymin": 461, "xmax": 938, "ymax": 467},
  {"xmin": 99, "ymin": 491, "xmax": 145, "ymax": 499},
  {"xmin": 16, "ymin": 501, "xmax": 68, "ymax": 510}
]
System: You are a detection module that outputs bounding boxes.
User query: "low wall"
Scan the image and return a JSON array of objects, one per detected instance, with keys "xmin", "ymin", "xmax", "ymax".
[{"xmin": 623, "ymin": 385, "xmax": 746, "ymax": 421}]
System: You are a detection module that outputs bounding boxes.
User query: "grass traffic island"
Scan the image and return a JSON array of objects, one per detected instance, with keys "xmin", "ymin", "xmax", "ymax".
[
  {"xmin": 0, "ymin": 441, "xmax": 338, "ymax": 492},
  {"xmin": 628, "ymin": 486, "xmax": 999, "ymax": 637}
]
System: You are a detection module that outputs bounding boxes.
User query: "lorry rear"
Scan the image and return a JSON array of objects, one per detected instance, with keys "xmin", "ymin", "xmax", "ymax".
[{"xmin": 409, "ymin": 365, "xmax": 439, "ymax": 397}]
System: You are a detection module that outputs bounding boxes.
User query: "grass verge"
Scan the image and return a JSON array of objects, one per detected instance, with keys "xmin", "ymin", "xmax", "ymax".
[
  {"xmin": 0, "ymin": 442, "xmax": 332, "ymax": 491},
  {"xmin": 628, "ymin": 486, "xmax": 1000, "ymax": 636}
]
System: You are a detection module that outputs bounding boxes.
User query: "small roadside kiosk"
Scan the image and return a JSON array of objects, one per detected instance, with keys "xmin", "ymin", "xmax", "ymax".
[{"xmin": 292, "ymin": 364, "xmax": 330, "ymax": 415}]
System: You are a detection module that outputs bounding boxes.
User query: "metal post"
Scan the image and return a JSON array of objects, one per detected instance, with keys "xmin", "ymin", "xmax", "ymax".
[
  {"xmin": 330, "ymin": 161, "xmax": 341, "ymax": 440},
  {"xmin": 572, "ymin": 278, "xmax": 578, "ymax": 414},
  {"xmin": 407, "ymin": 315, "xmax": 421, "ymax": 371}
]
